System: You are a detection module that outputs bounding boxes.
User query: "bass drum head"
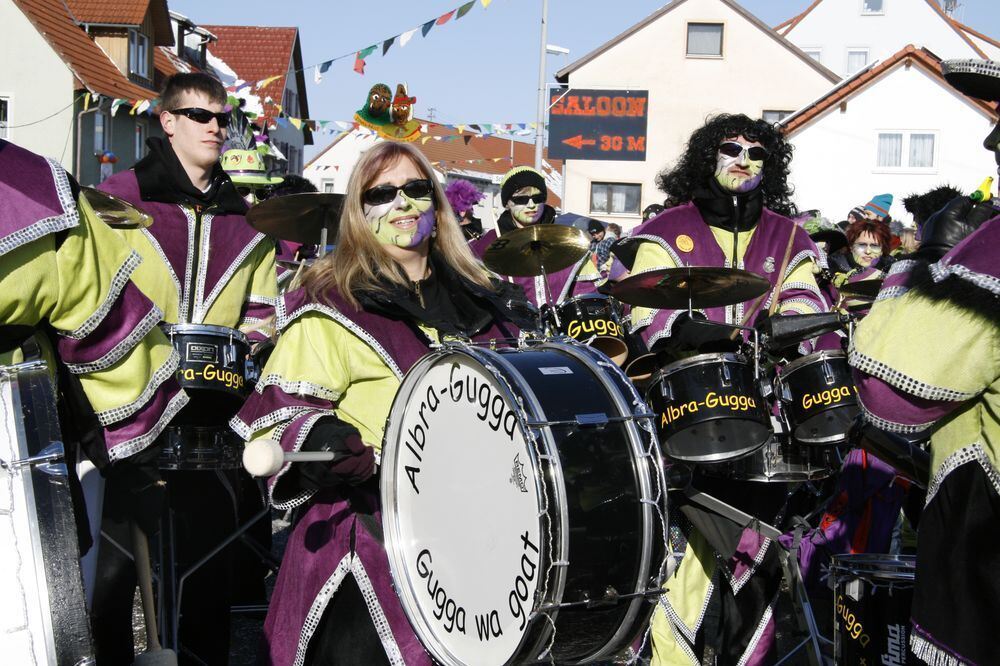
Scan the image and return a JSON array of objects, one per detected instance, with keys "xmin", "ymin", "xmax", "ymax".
[{"xmin": 381, "ymin": 351, "xmax": 546, "ymax": 666}]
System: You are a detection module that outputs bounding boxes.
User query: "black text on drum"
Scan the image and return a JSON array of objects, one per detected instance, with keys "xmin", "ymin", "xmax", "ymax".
[{"xmin": 416, "ymin": 549, "xmax": 467, "ymax": 634}]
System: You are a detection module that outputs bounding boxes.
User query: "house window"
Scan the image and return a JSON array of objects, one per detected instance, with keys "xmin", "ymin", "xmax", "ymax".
[
  {"xmin": 686, "ymin": 23, "xmax": 724, "ymax": 57},
  {"xmin": 322, "ymin": 180, "xmax": 335, "ymax": 193},
  {"xmin": 285, "ymin": 89, "xmax": 298, "ymax": 118},
  {"xmin": 134, "ymin": 122, "xmax": 146, "ymax": 160},
  {"xmin": 877, "ymin": 131, "xmax": 937, "ymax": 169},
  {"xmin": 94, "ymin": 112, "xmax": 108, "ymax": 153},
  {"xmin": 129, "ymin": 30, "xmax": 150, "ymax": 78},
  {"xmin": 762, "ymin": 110, "xmax": 793, "ymax": 124},
  {"xmin": 0, "ymin": 98, "xmax": 9, "ymax": 139},
  {"xmin": 802, "ymin": 48, "xmax": 822, "ymax": 63},
  {"xmin": 591, "ymin": 183, "xmax": 641, "ymax": 215},
  {"xmin": 847, "ymin": 49, "xmax": 870, "ymax": 75},
  {"xmin": 862, "ymin": 0, "xmax": 884, "ymax": 14}
]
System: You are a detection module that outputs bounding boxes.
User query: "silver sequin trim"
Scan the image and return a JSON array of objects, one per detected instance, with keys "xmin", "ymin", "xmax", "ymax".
[
  {"xmin": 736, "ymin": 597, "xmax": 777, "ymax": 666},
  {"xmin": 728, "ymin": 537, "xmax": 772, "ymax": 595},
  {"xmin": 876, "ymin": 285, "xmax": 909, "ymax": 302},
  {"xmin": 180, "ymin": 206, "xmax": 198, "ymax": 323},
  {"xmin": 140, "ymin": 226, "xmax": 182, "ymax": 311},
  {"xmin": 630, "ymin": 234, "xmax": 685, "ymax": 268},
  {"xmin": 931, "ymin": 260, "xmax": 1000, "ymax": 297},
  {"xmin": 268, "ymin": 411, "xmax": 329, "ymax": 511},
  {"xmin": 94, "ymin": 349, "xmax": 181, "ymax": 426},
  {"xmin": 910, "ymin": 631, "xmax": 968, "ymax": 666},
  {"xmin": 107, "ymin": 388, "xmax": 189, "ymax": 461},
  {"xmin": 293, "ymin": 554, "xmax": 352, "ymax": 666},
  {"xmin": 658, "ymin": 573, "xmax": 715, "ymax": 644},
  {"xmin": 925, "ymin": 442, "xmax": 1000, "ymax": 506},
  {"xmin": 62, "ymin": 251, "xmax": 142, "ymax": 340},
  {"xmin": 254, "ymin": 374, "xmax": 340, "ymax": 402},
  {"xmin": 63, "ymin": 305, "xmax": 162, "ymax": 374},
  {"xmin": 777, "ymin": 296, "xmax": 823, "ymax": 314},
  {"xmin": 857, "ymin": 396, "xmax": 935, "ymax": 435},
  {"xmin": 192, "ymin": 213, "xmax": 213, "ymax": 324},
  {"xmin": 848, "ymin": 345, "xmax": 975, "ymax": 402},
  {"xmin": 780, "ymin": 280, "xmax": 824, "ymax": 303},
  {"xmin": 655, "ymin": 598, "xmax": 701, "ymax": 664},
  {"xmin": 0, "ymin": 158, "xmax": 80, "ymax": 256},
  {"xmin": 352, "ymin": 558, "xmax": 405, "ymax": 665},
  {"xmin": 229, "ymin": 405, "xmax": 317, "ymax": 441},
  {"xmin": 199, "ymin": 229, "xmax": 269, "ymax": 321}
]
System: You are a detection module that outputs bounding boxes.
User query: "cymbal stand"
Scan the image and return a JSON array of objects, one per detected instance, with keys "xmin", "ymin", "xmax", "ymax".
[
  {"xmin": 318, "ymin": 225, "xmax": 328, "ymax": 259},
  {"xmin": 535, "ymin": 243, "xmax": 561, "ymax": 330}
]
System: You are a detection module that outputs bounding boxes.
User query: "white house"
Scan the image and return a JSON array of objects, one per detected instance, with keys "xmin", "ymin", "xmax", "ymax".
[
  {"xmin": 783, "ymin": 45, "xmax": 998, "ymax": 223},
  {"xmin": 776, "ymin": 0, "xmax": 991, "ymax": 78},
  {"xmin": 553, "ymin": 0, "xmax": 840, "ymax": 229}
]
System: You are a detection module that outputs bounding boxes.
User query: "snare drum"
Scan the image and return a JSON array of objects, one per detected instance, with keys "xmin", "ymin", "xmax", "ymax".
[
  {"xmin": 163, "ymin": 324, "xmax": 252, "ymax": 424},
  {"xmin": 555, "ymin": 294, "xmax": 629, "ymax": 365},
  {"xmin": 381, "ymin": 340, "xmax": 666, "ymax": 665},
  {"xmin": 779, "ymin": 350, "xmax": 859, "ymax": 445},
  {"xmin": 831, "ymin": 554, "xmax": 915, "ymax": 665},
  {"xmin": 647, "ymin": 353, "xmax": 772, "ymax": 463},
  {"xmin": 158, "ymin": 426, "xmax": 243, "ymax": 471},
  {"xmin": 702, "ymin": 436, "xmax": 842, "ymax": 482}
]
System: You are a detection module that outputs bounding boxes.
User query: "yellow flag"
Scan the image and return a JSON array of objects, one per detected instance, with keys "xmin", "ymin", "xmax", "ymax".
[
  {"xmin": 481, "ymin": 0, "xmax": 492, "ymax": 7},
  {"xmin": 421, "ymin": 136, "xmax": 432, "ymax": 144},
  {"xmin": 129, "ymin": 99, "xmax": 144, "ymax": 115},
  {"xmin": 256, "ymin": 75, "xmax": 283, "ymax": 90},
  {"xmin": 456, "ymin": 125, "xmax": 465, "ymax": 134},
  {"xmin": 289, "ymin": 117, "xmax": 303, "ymax": 130}
]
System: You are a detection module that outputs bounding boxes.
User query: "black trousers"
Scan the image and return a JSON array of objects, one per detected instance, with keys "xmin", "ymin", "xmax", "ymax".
[{"xmin": 91, "ymin": 468, "xmax": 239, "ymax": 665}]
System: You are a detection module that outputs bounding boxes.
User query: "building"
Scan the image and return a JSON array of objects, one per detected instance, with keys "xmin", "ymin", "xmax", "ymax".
[
  {"xmin": 304, "ymin": 123, "xmax": 562, "ymax": 232},
  {"xmin": 202, "ymin": 25, "xmax": 312, "ymax": 176},
  {"xmin": 4, "ymin": 0, "xmax": 176, "ymax": 183},
  {"xmin": 776, "ymin": 0, "xmax": 990, "ymax": 78},
  {"xmin": 553, "ymin": 0, "xmax": 839, "ymax": 229},
  {"xmin": 783, "ymin": 45, "xmax": 998, "ymax": 223}
]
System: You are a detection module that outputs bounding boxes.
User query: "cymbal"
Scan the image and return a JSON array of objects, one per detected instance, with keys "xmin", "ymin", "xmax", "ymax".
[
  {"xmin": 482, "ymin": 224, "xmax": 590, "ymax": 277},
  {"xmin": 81, "ymin": 187, "xmax": 152, "ymax": 228},
  {"xmin": 247, "ymin": 193, "xmax": 344, "ymax": 245},
  {"xmin": 606, "ymin": 266, "xmax": 770, "ymax": 309},
  {"xmin": 838, "ymin": 278, "xmax": 883, "ymax": 300}
]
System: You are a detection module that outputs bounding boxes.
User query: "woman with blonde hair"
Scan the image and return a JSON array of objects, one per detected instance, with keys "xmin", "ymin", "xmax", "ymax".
[{"xmin": 232, "ymin": 140, "xmax": 528, "ymax": 665}]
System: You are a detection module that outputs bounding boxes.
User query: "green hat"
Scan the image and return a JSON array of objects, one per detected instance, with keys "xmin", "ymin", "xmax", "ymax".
[{"xmin": 221, "ymin": 149, "xmax": 283, "ymax": 187}]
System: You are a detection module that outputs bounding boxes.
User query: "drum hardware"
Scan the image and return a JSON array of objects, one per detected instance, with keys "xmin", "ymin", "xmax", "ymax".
[
  {"xmin": 536, "ymin": 586, "xmax": 665, "ymax": 612},
  {"xmin": 523, "ymin": 411, "xmax": 657, "ymax": 428},
  {"xmin": 837, "ymin": 278, "xmax": 883, "ymax": 300},
  {"xmin": 81, "ymin": 187, "xmax": 153, "ymax": 228},
  {"xmin": 246, "ymin": 192, "xmax": 344, "ymax": 256},
  {"xmin": 778, "ymin": 351, "xmax": 860, "ymax": 446},
  {"xmin": 853, "ymin": 421, "xmax": 930, "ymax": 488},
  {"xmin": 757, "ymin": 311, "xmax": 850, "ymax": 349},
  {"xmin": 0, "ymin": 442, "xmax": 64, "ymax": 474},
  {"xmin": 604, "ymin": 266, "xmax": 770, "ymax": 310}
]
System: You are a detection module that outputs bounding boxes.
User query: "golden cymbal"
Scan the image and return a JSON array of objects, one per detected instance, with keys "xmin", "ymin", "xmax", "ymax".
[
  {"xmin": 838, "ymin": 278, "xmax": 883, "ymax": 300},
  {"xmin": 81, "ymin": 187, "xmax": 152, "ymax": 228},
  {"xmin": 606, "ymin": 266, "xmax": 770, "ymax": 309},
  {"xmin": 247, "ymin": 193, "xmax": 344, "ymax": 245},
  {"xmin": 482, "ymin": 224, "xmax": 590, "ymax": 277}
]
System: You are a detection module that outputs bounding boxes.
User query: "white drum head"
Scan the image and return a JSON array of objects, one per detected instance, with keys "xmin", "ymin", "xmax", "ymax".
[{"xmin": 382, "ymin": 351, "xmax": 546, "ymax": 666}]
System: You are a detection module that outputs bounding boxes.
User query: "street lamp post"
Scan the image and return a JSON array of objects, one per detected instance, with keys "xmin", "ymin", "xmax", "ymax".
[{"xmin": 534, "ymin": 0, "xmax": 550, "ymax": 170}]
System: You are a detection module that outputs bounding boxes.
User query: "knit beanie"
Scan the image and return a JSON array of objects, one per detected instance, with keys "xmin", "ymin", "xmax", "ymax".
[
  {"xmin": 864, "ymin": 193, "xmax": 893, "ymax": 219},
  {"xmin": 587, "ymin": 219, "xmax": 605, "ymax": 234},
  {"xmin": 500, "ymin": 166, "xmax": 547, "ymax": 206}
]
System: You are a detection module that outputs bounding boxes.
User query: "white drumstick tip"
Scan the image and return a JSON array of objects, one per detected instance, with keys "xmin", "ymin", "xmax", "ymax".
[{"xmin": 243, "ymin": 438, "xmax": 285, "ymax": 477}]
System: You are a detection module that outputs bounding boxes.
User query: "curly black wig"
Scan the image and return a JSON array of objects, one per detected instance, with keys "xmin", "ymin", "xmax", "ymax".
[{"xmin": 656, "ymin": 113, "xmax": 798, "ymax": 217}]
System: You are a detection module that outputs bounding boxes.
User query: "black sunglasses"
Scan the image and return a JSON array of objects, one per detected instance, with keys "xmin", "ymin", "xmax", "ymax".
[
  {"xmin": 718, "ymin": 141, "xmax": 768, "ymax": 161},
  {"xmin": 170, "ymin": 107, "xmax": 231, "ymax": 126},
  {"xmin": 509, "ymin": 193, "xmax": 546, "ymax": 206},
  {"xmin": 362, "ymin": 179, "xmax": 434, "ymax": 206}
]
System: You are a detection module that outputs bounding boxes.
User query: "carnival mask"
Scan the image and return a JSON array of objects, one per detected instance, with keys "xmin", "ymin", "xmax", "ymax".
[
  {"xmin": 364, "ymin": 181, "xmax": 436, "ymax": 249},
  {"xmin": 368, "ymin": 85, "xmax": 392, "ymax": 116},
  {"xmin": 507, "ymin": 186, "xmax": 546, "ymax": 226},
  {"xmin": 715, "ymin": 139, "xmax": 765, "ymax": 193}
]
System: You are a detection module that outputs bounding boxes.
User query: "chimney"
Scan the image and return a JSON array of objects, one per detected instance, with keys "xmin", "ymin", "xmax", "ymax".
[{"xmin": 942, "ymin": 0, "xmax": 959, "ymax": 16}]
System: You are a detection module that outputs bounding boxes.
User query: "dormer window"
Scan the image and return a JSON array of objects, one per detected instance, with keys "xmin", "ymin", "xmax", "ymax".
[
  {"xmin": 129, "ymin": 29, "xmax": 150, "ymax": 78},
  {"xmin": 862, "ymin": 0, "xmax": 884, "ymax": 15}
]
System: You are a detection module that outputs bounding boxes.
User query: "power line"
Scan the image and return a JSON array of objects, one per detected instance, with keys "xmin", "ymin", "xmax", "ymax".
[{"xmin": 6, "ymin": 95, "xmax": 87, "ymax": 129}]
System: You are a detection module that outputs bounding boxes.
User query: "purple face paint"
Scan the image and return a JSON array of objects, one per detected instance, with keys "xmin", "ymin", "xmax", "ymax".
[
  {"xmin": 404, "ymin": 205, "xmax": 437, "ymax": 248},
  {"xmin": 732, "ymin": 172, "xmax": 764, "ymax": 193}
]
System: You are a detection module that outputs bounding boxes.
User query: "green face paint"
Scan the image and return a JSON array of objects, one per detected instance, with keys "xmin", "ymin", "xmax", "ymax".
[
  {"xmin": 366, "ymin": 192, "xmax": 436, "ymax": 248},
  {"xmin": 507, "ymin": 186, "xmax": 545, "ymax": 226}
]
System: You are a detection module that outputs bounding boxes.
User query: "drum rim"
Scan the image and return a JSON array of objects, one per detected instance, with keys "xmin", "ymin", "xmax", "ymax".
[
  {"xmin": 379, "ymin": 343, "xmax": 561, "ymax": 666},
  {"xmin": 830, "ymin": 553, "xmax": 916, "ymax": 581},
  {"xmin": 655, "ymin": 351, "xmax": 750, "ymax": 376},
  {"xmin": 780, "ymin": 349, "xmax": 847, "ymax": 376},
  {"xmin": 160, "ymin": 323, "xmax": 251, "ymax": 345},
  {"xmin": 557, "ymin": 292, "xmax": 613, "ymax": 308}
]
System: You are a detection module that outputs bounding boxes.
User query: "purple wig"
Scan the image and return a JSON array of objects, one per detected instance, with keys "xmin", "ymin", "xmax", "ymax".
[{"xmin": 444, "ymin": 179, "xmax": 484, "ymax": 215}]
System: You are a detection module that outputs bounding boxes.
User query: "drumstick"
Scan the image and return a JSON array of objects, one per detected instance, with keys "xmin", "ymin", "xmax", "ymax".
[
  {"xmin": 243, "ymin": 438, "xmax": 335, "ymax": 477},
  {"xmin": 728, "ymin": 226, "xmax": 799, "ymax": 341}
]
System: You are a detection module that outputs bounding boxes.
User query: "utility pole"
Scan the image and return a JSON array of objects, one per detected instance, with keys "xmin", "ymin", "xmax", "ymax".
[{"xmin": 533, "ymin": 0, "xmax": 549, "ymax": 170}]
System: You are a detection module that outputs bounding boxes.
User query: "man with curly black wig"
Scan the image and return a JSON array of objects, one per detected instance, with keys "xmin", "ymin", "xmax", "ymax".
[{"xmin": 617, "ymin": 115, "xmax": 827, "ymax": 665}]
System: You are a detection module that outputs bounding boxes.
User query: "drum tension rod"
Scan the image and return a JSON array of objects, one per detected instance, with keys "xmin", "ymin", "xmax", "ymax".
[
  {"xmin": 0, "ymin": 442, "xmax": 65, "ymax": 475},
  {"xmin": 526, "ymin": 413, "xmax": 653, "ymax": 428},
  {"xmin": 537, "ymin": 587, "xmax": 665, "ymax": 612}
]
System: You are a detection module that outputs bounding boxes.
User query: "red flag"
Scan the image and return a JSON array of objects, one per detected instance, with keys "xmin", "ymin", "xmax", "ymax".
[
  {"xmin": 436, "ymin": 10, "xmax": 456, "ymax": 25},
  {"xmin": 353, "ymin": 53, "xmax": 367, "ymax": 74}
]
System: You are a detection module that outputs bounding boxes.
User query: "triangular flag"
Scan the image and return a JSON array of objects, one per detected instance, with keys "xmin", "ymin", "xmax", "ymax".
[
  {"xmin": 382, "ymin": 37, "xmax": 395, "ymax": 56},
  {"xmin": 354, "ymin": 45, "xmax": 377, "ymax": 75},
  {"xmin": 481, "ymin": 0, "xmax": 492, "ymax": 7},
  {"xmin": 469, "ymin": 124, "xmax": 481, "ymax": 132},
  {"xmin": 420, "ymin": 123, "xmax": 429, "ymax": 132},
  {"xmin": 256, "ymin": 75, "xmax": 282, "ymax": 90},
  {"xmin": 273, "ymin": 103, "xmax": 284, "ymax": 115},
  {"xmin": 421, "ymin": 136, "xmax": 432, "ymax": 144},
  {"xmin": 289, "ymin": 118, "xmax": 303, "ymax": 130},
  {"xmin": 129, "ymin": 99, "xmax": 144, "ymax": 115},
  {"xmin": 421, "ymin": 20, "xmax": 435, "ymax": 37},
  {"xmin": 456, "ymin": 125, "xmax": 465, "ymax": 134},
  {"xmin": 493, "ymin": 157, "xmax": 502, "ymax": 162},
  {"xmin": 456, "ymin": 1, "xmax": 475, "ymax": 19},
  {"xmin": 463, "ymin": 136, "xmax": 472, "ymax": 145},
  {"xmin": 83, "ymin": 94, "xmax": 91, "ymax": 111},
  {"xmin": 136, "ymin": 99, "xmax": 151, "ymax": 115},
  {"xmin": 400, "ymin": 28, "xmax": 418, "ymax": 47},
  {"xmin": 320, "ymin": 60, "xmax": 334, "ymax": 74},
  {"xmin": 436, "ymin": 10, "xmax": 456, "ymax": 25},
  {"xmin": 314, "ymin": 66, "xmax": 323, "ymax": 84},
  {"xmin": 334, "ymin": 166, "xmax": 339, "ymax": 171}
]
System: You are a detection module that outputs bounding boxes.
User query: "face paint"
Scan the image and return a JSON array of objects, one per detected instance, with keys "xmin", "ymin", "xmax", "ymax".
[
  {"xmin": 714, "ymin": 138, "xmax": 765, "ymax": 193},
  {"xmin": 365, "ymin": 192, "xmax": 436, "ymax": 249},
  {"xmin": 507, "ymin": 186, "xmax": 545, "ymax": 226},
  {"xmin": 851, "ymin": 233, "xmax": 882, "ymax": 267}
]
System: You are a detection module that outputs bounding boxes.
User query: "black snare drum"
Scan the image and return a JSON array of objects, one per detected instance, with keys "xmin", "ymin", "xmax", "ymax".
[
  {"xmin": 702, "ymin": 436, "xmax": 842, "ymax": 482},
  {"xmin": 555, "ymin": 294, "xmax": 628, "ymax": 365},
  {"xmin": 647, "ymin": 353, "xmax": 771, "ymax": 463},
  {"xmin": 779, "ymin": 350, "xmax": 859, "ymax": 445},
  {"xmin": 158, "ymin": 426, "xmax": 242, "ymax": 471},
  {"xmin": 831, "ymin": 554, "xmax": 915, "ymax": 665},
  {"xmin": 164, "ymin": 324, "xmax": 252, "ymax": 424}
]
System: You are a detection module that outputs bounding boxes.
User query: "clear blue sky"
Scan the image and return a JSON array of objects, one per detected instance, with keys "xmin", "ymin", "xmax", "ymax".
[{"xmin": 170, "ymin": 0, "xmax": 1000, "ymax": 161}]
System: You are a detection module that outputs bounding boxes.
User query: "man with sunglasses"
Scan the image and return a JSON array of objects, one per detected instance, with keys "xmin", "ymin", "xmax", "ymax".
[
  {"xmin": 470, "ymin": 166, "xmax": 601, "ymax": 308},
  {"xmin": 94, "ymin": 73, "xmax": 278, "ymax": 664},
  {"xmin": 616, "ymin": 114, "xmax": 826, "ymax": 665}
]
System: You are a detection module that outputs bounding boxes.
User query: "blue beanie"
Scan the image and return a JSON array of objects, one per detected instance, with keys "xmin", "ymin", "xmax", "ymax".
[{"xmin": 864, "ymin": 193, "xmax": 893, "ymax": 219}]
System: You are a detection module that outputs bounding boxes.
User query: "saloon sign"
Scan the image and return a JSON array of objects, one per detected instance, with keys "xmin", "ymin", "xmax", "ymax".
[{"xmin": 547, "ymin": 89, "xmax": 648, "ymax": 161}]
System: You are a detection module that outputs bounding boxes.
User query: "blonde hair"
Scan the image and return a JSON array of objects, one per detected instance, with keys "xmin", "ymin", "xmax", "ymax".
[{"xmin": 303, "ymin": 141, "xmax": 493, "ymax": 308}]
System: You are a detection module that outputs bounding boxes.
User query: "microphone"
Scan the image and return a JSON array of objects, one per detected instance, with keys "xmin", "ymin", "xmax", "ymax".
[
  {"xmin": 242, "ymin": 439, "xmax": 335, "ymax": 477},
  {"xmin": 757, "ymin": 312, "xmax": 847, "ymax": 347}
]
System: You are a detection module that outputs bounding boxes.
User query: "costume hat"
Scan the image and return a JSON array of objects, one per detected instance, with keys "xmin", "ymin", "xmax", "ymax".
[
  {"xmin": 864, "ymin": 193, "xmax": 893, "ymax": 219},
  {"xmin": 221, "ymin": 149, "xmax": 283, "ymax": 186},
  {"xmin": 942, "ymin": 59, "xmax": 1000, "ymax": 102},
  {"xmin": 500, "ymin": 166, "xmax": 547, "ymax": 206}
]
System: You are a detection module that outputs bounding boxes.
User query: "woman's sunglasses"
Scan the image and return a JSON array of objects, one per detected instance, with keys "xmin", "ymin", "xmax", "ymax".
[
  {"xmin": 362, "ymin": 179, "xmax": 434, "ymax": 206},
  {"xmin": 718, "ymin": 142, "xmax": 768, "ymax": 161},
  {"xmin": 170, "ymin": 107, "xmax": 232, "ymax": 126},
  {"xmin": 509, "ymin": 193, "xmax": 546, "ymax": 206}
]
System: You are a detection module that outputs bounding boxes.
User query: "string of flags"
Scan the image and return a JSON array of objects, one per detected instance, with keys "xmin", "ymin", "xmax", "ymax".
[{"xmin": 312, "ymin": 156, "xmax": 514, "ymax": 172}]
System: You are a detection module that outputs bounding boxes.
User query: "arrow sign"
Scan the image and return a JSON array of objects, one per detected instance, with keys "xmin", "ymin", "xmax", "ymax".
[{"xmin": 561, "ymin": 134, "xmax": 597, "ymax": 150}]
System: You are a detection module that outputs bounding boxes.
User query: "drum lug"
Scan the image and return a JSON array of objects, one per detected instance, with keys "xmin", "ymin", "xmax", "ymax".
[
  {"xmin": 574, "ymin": 413, "xmax": 609, "ymax": 427},
  {"xmin": 758, "ymin": 377, "xmax": 775, "ymax": 400},
  {"xmin": 720, "ymin": 361, "xmax": 733, "ymax": 387},
  {"xmin": 779, "ymin": 382, "xmax": 793, "ymax": 403},
  {"xmin": 224, "ymin": 343, "xmax": 237, "ymax": 367},
  {"xmin": 822, "ymin": 360, "xmax": 835, "ymax": 385},
  {"xmin": 659, "ymin": 379, "xmax": 673, "ymax": 401},
  {"xmin": 1, "ymin": 441, "xmax": 66, "ymax": 477}
]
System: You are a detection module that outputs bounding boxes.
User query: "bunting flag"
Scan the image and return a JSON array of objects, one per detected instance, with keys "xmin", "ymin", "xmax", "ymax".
[
  {"xmin": 314, "ymin": 66, "xmax": 323, "ymax": 84},
  {"xmin": 436, "ymin": 10, "xmax": 456, "ymax": 25},
  {"xmin": 382, "ymin": 38, "xmax": 395, "ymax": 56},
  {"xmin": 421, "ymin": 19, "xmax": 435, "ymax": 38},
  {"xmin": 481, "ymin": 0, "xmax": 493, "ymax": 7},
  {"xmin": 354, "ymin": 45, "xmax": 377, "ymax": 75},
  {"xmin": 456, "ymin": 1, "xmax": 476, "ymax": 18},
  {"xmin": 256, "ymin": 74, "xmax": 283, "ymax": 89},
  {"xmin": 400, "ymin": 28, "xmax": 418, "ymax": 47}
]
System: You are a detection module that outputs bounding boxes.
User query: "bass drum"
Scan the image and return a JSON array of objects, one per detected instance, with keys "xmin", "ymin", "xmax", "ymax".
[{"xmin": 381, "ymin": 341, "xmax": 667, "ymax": 666}]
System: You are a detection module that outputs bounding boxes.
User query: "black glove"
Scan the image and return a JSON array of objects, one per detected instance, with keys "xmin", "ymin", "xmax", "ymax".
[
  {"xmin": 105, "ymin": 442, "xmax": 165, "ymax": 536},
  {"xmin": 299, "ymin": 417, "xmax": 376, "ymax": 491},
  {"xmin": 917, "ymin": 196, "xmax": 998, "ymax": 262}
]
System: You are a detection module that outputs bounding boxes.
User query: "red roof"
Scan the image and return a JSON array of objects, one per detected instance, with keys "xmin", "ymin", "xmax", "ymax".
[
  {"xmin": 66, "ymin": 0, "xmax": 173, "ymax": 45},
  {"xmin": 782, "ymin": 44, "xmax": 998, "ymax": 135},
  {"xmin": 13, "ymin": 0, "xmax": 161, "ymax": 101},
  {"xmin": 201, "ymin": 25, "xmax": 306, "ymax": 127}
]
